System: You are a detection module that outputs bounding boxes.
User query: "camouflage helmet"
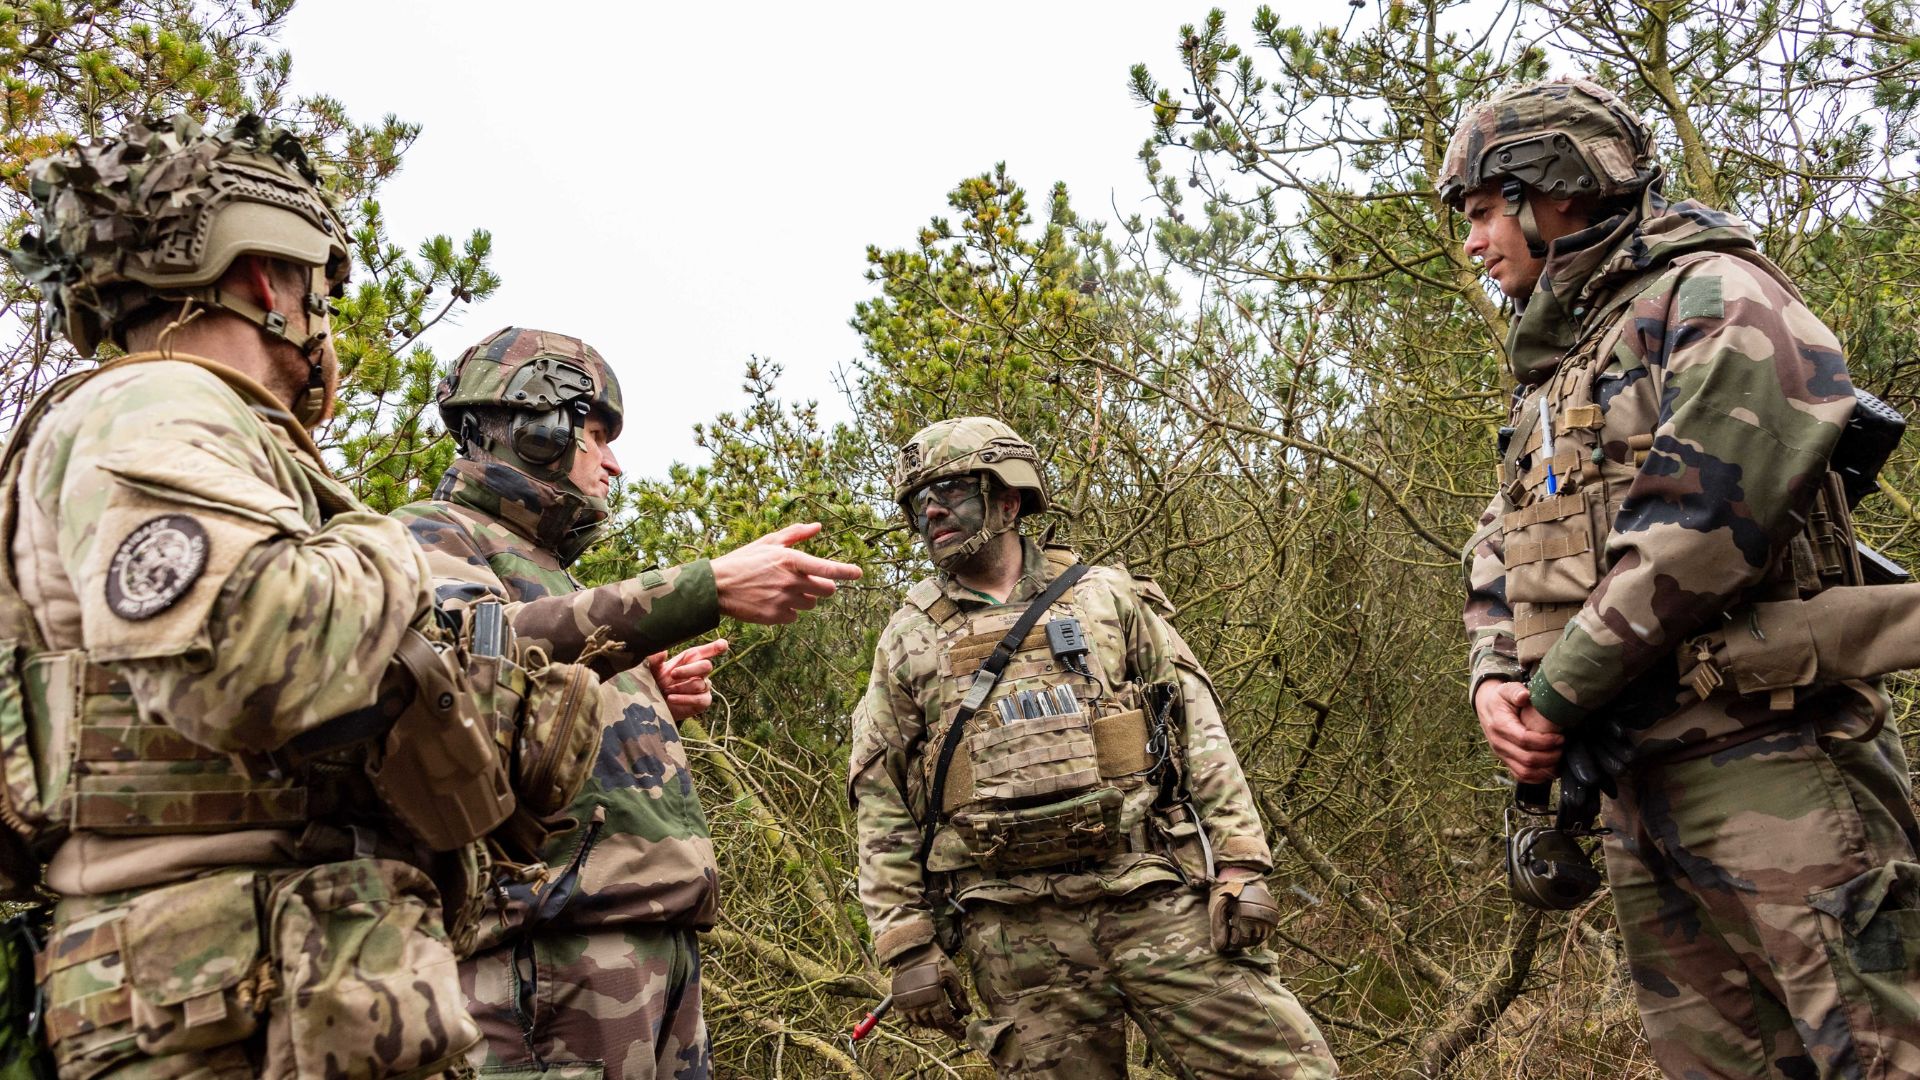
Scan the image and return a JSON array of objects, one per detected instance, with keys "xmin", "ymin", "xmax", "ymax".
[
  {"xmin": 893, "ymin": 417, "xmax": 1050, "ymax": 516},
  {"xmin": 436, "ymin": 326, "xmax": 624, "ymax": 486},
  {"xmin": 5, "ymin": 114, "xmax": 350, "ymax": 359},
  {"xmin": 1438, "ymin": 77, "xmax": 1657, "ymax": 211}
]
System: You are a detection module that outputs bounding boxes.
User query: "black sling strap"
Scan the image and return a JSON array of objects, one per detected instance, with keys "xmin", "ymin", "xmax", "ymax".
[{"xmin": 915, "ymin": 562, "xmax": 1090, "ymax": 867}]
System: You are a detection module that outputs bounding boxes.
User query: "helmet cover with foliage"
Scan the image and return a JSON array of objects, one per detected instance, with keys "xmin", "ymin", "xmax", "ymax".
[
  {"xmin": 894, "ymin": 417, "xmax": 1050, "ymax": 571},
  {"xmin": 1438, "ymin": 77, "xmax": 1658, "ymax": 214},
  {"xmin": 6, "ymin": 114, "xmax": 350, "ymax": 367},
  {"xmin": 436, "ymin": 326, "xmax": 625, "ymax": 490}
]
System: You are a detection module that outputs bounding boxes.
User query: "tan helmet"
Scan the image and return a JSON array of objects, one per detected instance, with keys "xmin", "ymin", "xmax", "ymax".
[
  {"xmin": 1438, "ymin": 76, "xmax": 1658, "ymax": 215},
  {"xmin": 6, "ymin": 114, "xmax": 349, "ymax": 363},
  {"xmin": 893, "ymin": 416, "xmax": 1050, "ymax": 516}
]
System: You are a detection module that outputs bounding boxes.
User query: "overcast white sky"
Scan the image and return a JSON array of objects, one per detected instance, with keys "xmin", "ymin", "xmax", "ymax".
[{"xmin": 283, "ymin": 1, "xmax": 1355, "ymax": 475}]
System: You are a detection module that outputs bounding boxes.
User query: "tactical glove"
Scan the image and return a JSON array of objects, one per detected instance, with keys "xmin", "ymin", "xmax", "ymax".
[
  {"xmin": 1208, "ymin": 877, "xmax": 1280, "ymax": 953},
  {"xmin": 890, "ymin": 944, "xmax": 970, "ymax": 1038},
  {"xmin": 1560, "ymin": 738, "xmax": 1617, "ymax": 803}
]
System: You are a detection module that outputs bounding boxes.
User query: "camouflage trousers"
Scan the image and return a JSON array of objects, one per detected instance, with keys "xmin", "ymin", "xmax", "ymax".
[
  {"xmin": 957, "ymin": 882, "xmax": 1337, "ymax": 1079},
  {"xmin": 35, "ymin": 858, "xmax": 479, "ymax": 1080},
  {"xmin": 461, "ymin": 924, "xmax": 708, "ymax": 1080},
  {"xmin": 1604, "ymin": 720, "xmax": 1920, "ymax": 1079}
]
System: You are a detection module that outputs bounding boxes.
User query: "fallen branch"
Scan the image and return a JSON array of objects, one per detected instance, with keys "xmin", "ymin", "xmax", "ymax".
[
  {"xmin": 1397, "ymin": 906, "xmax": 1544, "ymax": 1079},
  {"xmin": 703, "ymin": 925, "xmax": 880, "ymax": 1000},
  {"xmin": 1264, "ymin": 799, "xmax": 1465, "ymax": 994}
]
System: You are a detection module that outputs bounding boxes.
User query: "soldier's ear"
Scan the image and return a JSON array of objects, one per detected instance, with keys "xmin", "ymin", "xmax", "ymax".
[
  {"xmin": 997, "ymin": 485, "xmax": 1022, "ymax": 518},
  {"xmin": 231, "ymin": 254, "xmax": 278, "ymax": 313}
]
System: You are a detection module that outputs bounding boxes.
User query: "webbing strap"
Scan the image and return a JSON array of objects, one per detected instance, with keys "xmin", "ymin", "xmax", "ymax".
[
  {"xmin": 915, "ymin": 563, "xmax": 1088, "ymax": 867},
  {"xmin": 1504, "ymin": 531, "xmax": 1592, "ymax": 568},
  {"xmin": 1502, "ymin": 493, "xmax": 1587, "ymax": 531}
]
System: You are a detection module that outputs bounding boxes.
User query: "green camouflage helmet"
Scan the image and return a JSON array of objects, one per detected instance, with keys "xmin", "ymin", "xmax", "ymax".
[
  {"xmin": 5, "ymin": 114, "xmax": 350, "ymax": 358},
  {"xmin": 436, "ymin": 326, "xmax": 624, "ymax": 487},
  {"xmin": 1438, "ymin": 77, "xmax": 1657, "ymax": 211},
  {"xmin": 893, "ymin": 416, "xmax": 1050, "ymax": 515}
]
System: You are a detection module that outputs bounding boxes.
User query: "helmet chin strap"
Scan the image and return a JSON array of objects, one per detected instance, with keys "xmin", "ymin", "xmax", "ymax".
[
  {"xmin": 1502, "ymin": 179, "xmax": 1549, "ymax": 258},
  {"xmin": 932, "ymin": 475, "xmax": 1021, "ymax": 573},
  {"xmin": 165, "ymin": 264, "xmax": 335, "ymax": 426}
]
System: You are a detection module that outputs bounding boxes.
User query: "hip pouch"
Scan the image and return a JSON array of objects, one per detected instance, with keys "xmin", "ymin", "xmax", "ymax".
[
  {"xmin": 951, "ymin": 786, "xmax": 1124, "ymax": 874},
  {"xmin": 262, "ymin": 858, "xmax": 480, "ymax": 1079},
  {"xmin": 367, "ymin": 627, "xmax": 516, "ymax": 852},
  {"xmin": 118, "ymin": 868, "xmax": 267, "ymax": 1057},
  {"xmin": 496, "ymin": 657, "xmax": 603, "ymax": 860}
]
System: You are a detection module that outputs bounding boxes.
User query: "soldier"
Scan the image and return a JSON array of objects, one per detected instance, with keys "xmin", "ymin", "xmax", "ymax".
[
  {"xmin": 0, "ymin": 116, "xmax": 505, "ymax": 1077},
  {"xmin": 1449, "ymin": 78, "xmax": 1920, "ymax": 1075},
  {"xmin": 391, "ymin": 326, "xmax": 864, "ymax": 1080},
  {"xmin": 847, "ymin": 417, "xmax": 1337, "ymax": 1079}
]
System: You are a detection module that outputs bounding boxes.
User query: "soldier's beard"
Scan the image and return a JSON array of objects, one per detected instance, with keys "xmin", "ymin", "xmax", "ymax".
[{"xmin": 924, "ymin": 494, "xmax": 1017, "ymax": 574}]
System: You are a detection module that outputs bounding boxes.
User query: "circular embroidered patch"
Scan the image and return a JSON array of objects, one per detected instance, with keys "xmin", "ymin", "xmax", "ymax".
[{"xmin": 105, "ymin": 514, "xmax": 209, "ymax": 620}]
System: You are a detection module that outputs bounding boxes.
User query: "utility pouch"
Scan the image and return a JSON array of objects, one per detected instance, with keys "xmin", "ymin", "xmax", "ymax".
[
  {"xmin": 951, "ymin": 786, "xmax": 1124, "ymax": 874},
  {"xmin": 0, "ymin": 907, "xmax": 52, "ymax": 1080},
  {"xmin": 1150, "ymin": 803, "xmax": 1210, "ymax": 884},
  {"xmin": 967, "ymin": 709, "xmax": 1099, "ymax": 807},
  {"xmin": 463, "ymin": 601, "xmax": 527, "ymax": 763},
  {"xmin": 496, "ymin": 658, "xmax": 602, "ymax": 859},
  {"xmin": 263, "ymin": 858, "xmax": 479, "ymax": 1079},
  {"xmin": 367, "ymin": 627, "xmax": 515, "ymax": 851},
  {"xmin": 1680, "ymin": 584, "xmax": 1920, "ymax": 702},
  {"xmin": 119, "ymin": 869, "xmax": 264, "ymax": 1056},
  {"xmin": 1503, "ymin": 488, "xmax": 1605, "ymax": 663}
]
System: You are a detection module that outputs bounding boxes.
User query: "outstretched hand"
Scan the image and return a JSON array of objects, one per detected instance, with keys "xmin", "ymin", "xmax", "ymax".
[
  {"xmin": 647, "ymin": 638, "xmax": 729, "ymax": 722},
  {"xmin": 710, "ymin": 522, "xmax": 863, "ymax": 625}
]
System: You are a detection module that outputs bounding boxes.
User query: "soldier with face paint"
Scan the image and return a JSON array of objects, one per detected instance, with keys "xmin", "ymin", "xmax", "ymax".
[
  {"xmin": 1449, "ymin": 77, "xmax": 1920, "ymax": 1075},
  {"xmin": 392, "ymin": 327, "xmax": 863, "ymax": 1080},
  {"xmin": 848, "ymin": 417, "xmax": 1338, "ymax": 1079}
]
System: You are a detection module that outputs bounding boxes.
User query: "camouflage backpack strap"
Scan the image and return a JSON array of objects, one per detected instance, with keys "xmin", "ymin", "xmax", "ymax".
[{"xmin": 914, "ymin": 562, "xmax": 1090, "ymax": 868}]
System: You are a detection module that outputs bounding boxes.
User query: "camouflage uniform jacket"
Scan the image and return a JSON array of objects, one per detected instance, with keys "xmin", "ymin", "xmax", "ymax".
[
  {"xmin": 1462, "ymin": 198, "xmax": 1863, "ymax": 754},
  {"xmin": 9, "ymin": 355, "xmax": 433, "ymax": 895},
  {"xmin": 848, "ymin": 538, "xmax": 1273, "ymax": 964},
  {"xmin": 393, "ymin": 459, "xmax": 721, "ymax": 937}
]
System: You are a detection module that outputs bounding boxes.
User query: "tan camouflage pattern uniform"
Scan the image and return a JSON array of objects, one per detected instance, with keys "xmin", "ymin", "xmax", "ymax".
[
  {"xmin": 394, "ymin": 456, "xmax": 720, "ymax": 1080},
  {"xmin": 850, "ymin": 536, "xmax": 1336, "ymax": 1079},
  {"xmin": 1461, "ymin": 188, "xmax": 1920, "ymax": 1076},
  {"xmin": 14, "ymin": 356, "xmax": 477, "ymax": 1079}
]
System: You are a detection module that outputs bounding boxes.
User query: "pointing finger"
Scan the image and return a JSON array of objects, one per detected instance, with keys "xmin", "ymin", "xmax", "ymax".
[
  {"xmin": 788, "ymin": 551, "xmax": 863, "ymax": 581},
  {"xmin": 751, "ymin": 522, "xmax": 822, "ymax": 548}
]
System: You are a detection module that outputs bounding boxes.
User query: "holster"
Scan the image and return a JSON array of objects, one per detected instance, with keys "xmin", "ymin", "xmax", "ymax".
[{"xmin": 366, "ymin": 627, "xmax": 516, "ymax": 851}]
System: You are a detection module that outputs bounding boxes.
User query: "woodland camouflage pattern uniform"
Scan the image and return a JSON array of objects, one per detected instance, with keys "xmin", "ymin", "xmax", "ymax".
[
  {"xmin": 392, "ymin": 327, "xmax": 719, "ymax": 1080},
  {"xmin": 0, "ymin": 117, "xmax": 483, "ymax": 1078},
  {"xmin": 850, "ymin": 418, "xmax": 1336, "ymax": 1079},
  {"xmin": 1453, "ymin": 79, "xmax": 1920, "ymax": 1077}
]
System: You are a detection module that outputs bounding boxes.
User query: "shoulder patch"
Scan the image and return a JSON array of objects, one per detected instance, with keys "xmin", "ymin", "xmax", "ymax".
[
  {"xmin": 1674, "ymin": 271, "xmax": 1723, "ymax": 323},
  {"xmin": 106, "ymin": 514, "xmax": 208, "ymax": 620}
]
